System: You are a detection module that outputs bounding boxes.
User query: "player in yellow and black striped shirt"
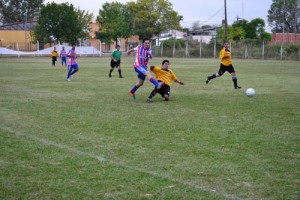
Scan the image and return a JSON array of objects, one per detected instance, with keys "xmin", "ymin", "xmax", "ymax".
[
  {"xmin": 51, "ymin": 47, "xmax": 58, "ymax": 66},
  {"xmin": 205, "ymin": 42, "xmax": 241, "ymax": 89},
  {"xmin": 146, "ymin": 60, "xmax": 185, "ymax": 103}
]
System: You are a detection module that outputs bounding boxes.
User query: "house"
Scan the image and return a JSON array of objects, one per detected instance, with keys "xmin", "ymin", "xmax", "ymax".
[{"xmin": 189, "ymin": 27, "xmax": 220, "ymax": 43}]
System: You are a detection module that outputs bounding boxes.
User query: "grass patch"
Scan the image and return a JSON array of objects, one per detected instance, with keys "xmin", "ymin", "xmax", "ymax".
[{"xmin": 1, "ymin": 57, "xmax": 299, "ymax": 199}]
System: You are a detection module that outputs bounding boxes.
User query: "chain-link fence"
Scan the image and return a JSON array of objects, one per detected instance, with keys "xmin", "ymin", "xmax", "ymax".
[
  {"xmin": 151, "ymin": 39, "xmax": 300, "ymax": 61},
  {"xmin": 1, "ymin": 39, "xmax": 300, "ymax": 61}
]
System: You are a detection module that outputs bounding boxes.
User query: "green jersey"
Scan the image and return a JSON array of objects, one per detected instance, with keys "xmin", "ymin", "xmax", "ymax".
[{"xmin": 112, "ymin": 49, "xmax": 122, "ymax": 61}]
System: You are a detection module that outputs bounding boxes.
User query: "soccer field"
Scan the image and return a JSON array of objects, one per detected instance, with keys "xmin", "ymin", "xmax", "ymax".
[{"xmin": 0, "ymin": 56, "xmax": 299, "ymax": 199}]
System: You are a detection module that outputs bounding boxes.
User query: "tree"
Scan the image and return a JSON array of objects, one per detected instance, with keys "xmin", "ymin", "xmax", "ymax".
[
  {"xmin": 232, "ymin": 18, "xmax": 271, "ymax": 41},
  {"xmin": 0, "ymin": 0, "xmax": 43, "ymax": 24},
  {"xmin": 96, "ymin": 2, "xmax": 133, "ymax": 48},
  {"xmin": 33, "ymin": 2, "xmax": 93, "ymax": 44},
  {"xmin": 128, "ymin": 0, "xmax": 182, "ymax": 40},
  {"xmin": 268, "ymin": 0, "xmax": 300, "ymax": 33}
]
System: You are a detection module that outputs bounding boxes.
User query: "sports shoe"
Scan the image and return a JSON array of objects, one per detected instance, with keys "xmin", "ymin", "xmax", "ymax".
[
  {"xmin": 206, "ymin": 77, "xmax": 210, "ymax": 84},
  {"xmin": 129, "ymin": 91, "xmax": 136, "ymax": 99},
  {"xmin": 146, "ymin": 99, "xmax": 153, "ymax": 103},
  {"xmin": 234, "ymin": 85, "xmax": 242, "ymax": 89},
  {"xmin": 66, "ymin": 78, "xmax": 71, "ymax": 81},
  {"xmin": 109, "ymin": 74, "xmax": 112, "ymax": 78},
  {"xmin": 119, "ymin": 75, "xmax": 124, "ymax": 78}
]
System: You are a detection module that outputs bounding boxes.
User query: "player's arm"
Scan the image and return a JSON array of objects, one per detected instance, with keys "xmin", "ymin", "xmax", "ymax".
[
  {"xmin": 175, "ymin": 79, "xmax": 185, "ymax": 85},
  {"xmin": 127, "ymin": 48, "xmax": 135, "ymax": 56}
]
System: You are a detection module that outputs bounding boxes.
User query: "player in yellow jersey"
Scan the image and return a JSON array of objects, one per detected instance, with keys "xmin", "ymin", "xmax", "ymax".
[
  {"xmin": 206, "ymin": 42, "xmax": 241, "ymax": 89},
  {"xmin": 146, "ymin": 60, "xmax": 185, "ymax": 102},
  {"xmin": 51, "ymin": 47, "xmax": 58, "ymax": 66}
]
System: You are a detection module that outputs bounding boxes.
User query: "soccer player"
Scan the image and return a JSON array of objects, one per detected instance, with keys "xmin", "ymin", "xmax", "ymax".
[
  {"xmin": 66, "ymin": 43, "xmax": 79, "ymax": 81},
  {"xmin": 51, "ymin": 47, "xmax": 58, "ymax": 66},
  {"xmin": 128, "ymin": 38, "xmax": 163, "ymax": 99},
  {"xmin": 206, "ymin": 42, "xmax": 241, "ymax": 89},
  {"xmin": 146, "ymin": 60, "xmax": 185, "ymax": 103},
  {"xmin": 109, "ymin": 45, "xmax": 123, "ymax": 78},
  {"xmin": 60, "ymin": 46, "xmax": 67, "ymax": 66}
]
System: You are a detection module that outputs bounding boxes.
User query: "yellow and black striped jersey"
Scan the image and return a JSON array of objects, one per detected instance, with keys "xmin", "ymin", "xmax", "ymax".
[
  {"xmin": 151, "ymin": 66, "xmax": 177, "ymax": 86},
  {"xmin": 219, "ymin": 48, "xmax": 232, "ymax": 66}
]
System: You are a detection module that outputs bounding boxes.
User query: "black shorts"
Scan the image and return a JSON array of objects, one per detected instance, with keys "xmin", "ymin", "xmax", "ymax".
[
  {"xmin": 218, "ymin": 64, "xmax": 235, "ymax": 75},
  {"xmin": 52, "ymin": 56, "xmax": 57, "ymax": 62},
  {"xmin": 110, "ymin": 59, "xmax": 121, "ymax": 68},
  {"xmin": 157, "ymin": 84, "xmax": 170, "ymax": 97}
]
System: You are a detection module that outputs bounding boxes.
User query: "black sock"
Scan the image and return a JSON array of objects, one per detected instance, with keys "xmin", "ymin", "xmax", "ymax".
[
  {"xmin": 232, "ymin": 77, "xmax": 238, "ymax": 87},
  {"xmin": 148, "ymin": 89, "xmax": 157, "ymax": 99},
  {"xmin": 118, "ymin": 69, "xmax": 122, "ymax": 77}
]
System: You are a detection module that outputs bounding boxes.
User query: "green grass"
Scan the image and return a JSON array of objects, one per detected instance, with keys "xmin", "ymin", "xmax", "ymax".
[{"xmin": 1, "ymin": 56, "xmax": 299, "ymax": 199}]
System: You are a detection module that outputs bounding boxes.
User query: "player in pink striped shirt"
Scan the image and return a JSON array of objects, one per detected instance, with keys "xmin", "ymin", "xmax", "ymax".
[{"xmin": 128, "ymin": 38, "xmax": 163, "ymax": 99}]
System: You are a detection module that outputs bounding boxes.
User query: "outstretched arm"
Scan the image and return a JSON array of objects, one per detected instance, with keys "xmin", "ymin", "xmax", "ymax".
[{"xmin": 175, "ymin": 79, "xmax": 185, "ymax": 85}]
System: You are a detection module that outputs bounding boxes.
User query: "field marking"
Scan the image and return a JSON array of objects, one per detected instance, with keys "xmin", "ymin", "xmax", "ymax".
[{"xmin": 2, "ymin": 126, "xmax": 240, "ymax": 200}]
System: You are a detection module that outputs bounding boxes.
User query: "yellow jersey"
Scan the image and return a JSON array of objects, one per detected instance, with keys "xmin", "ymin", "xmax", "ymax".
[
  {"xmin": 219, "ymin": 48, "xmax": 232, "ymax": 66},
  {"xmin": 51, "ymin": 50, "xmax": 58, "ymax": 57},
  {"xmin": 151, "ymin": 66, "xmax": 177, "ymax": 86}
]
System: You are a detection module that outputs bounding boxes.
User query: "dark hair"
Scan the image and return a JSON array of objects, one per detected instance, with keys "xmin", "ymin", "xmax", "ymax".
[
  {"xmin": 143, "ymin": 38, "xmax": 150, "ymax": 43},
  {"xmin": 116, "ymin": 45, "xmax": 120, "ymax": 47},
  {"xmin": 72, "ymin": 43, "xmax": 76, "ymax": 46},
  {"xmin": 162, "ymin": 60, "xmax": 169, "ymax": 65}
]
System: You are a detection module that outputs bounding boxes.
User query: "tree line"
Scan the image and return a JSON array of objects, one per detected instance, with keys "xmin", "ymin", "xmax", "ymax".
[{"xmin": 0, "ymin": 0, "xmax": 299, "ymax": 47}]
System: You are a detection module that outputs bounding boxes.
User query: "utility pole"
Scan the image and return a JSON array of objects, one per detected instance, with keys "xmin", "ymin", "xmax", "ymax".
[{"xmin": 224, "ymin": 0, "xmax": 228, "ymax": 42}]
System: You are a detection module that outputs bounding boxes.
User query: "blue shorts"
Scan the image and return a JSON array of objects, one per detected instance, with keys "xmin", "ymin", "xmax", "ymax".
[
  {"xmin": 62, "ymin": 57, "xmax": 67, "ymax": 63},
  {"xmin": 134, "ymin": 66, "xmax": 147, "ymax": 81},
  {"xmin": 68, "ymin": 64, "xmax": 79, "ymax": 71}
]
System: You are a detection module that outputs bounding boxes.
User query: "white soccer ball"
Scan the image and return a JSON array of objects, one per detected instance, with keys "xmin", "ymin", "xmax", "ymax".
[{"xmin": 246, "ymin": 88, "xmax": 255, "ymax": 97}]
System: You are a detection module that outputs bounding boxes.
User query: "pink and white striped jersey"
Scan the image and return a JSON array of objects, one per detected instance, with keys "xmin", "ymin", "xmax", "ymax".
[{"xmin": 133, "ymin": 45, "xmax": 152, "ymax": 68}]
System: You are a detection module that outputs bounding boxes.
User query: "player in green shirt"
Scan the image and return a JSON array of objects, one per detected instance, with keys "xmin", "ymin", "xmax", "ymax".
[{"xmin": 109, "ymin": 45, "xmax": 123, "ymax": 78}]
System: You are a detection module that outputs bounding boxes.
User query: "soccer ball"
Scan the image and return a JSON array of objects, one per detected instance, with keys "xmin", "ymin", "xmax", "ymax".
[{"xmin": 246, "ymin": 88, "xmax": 255, "ymax": 97}]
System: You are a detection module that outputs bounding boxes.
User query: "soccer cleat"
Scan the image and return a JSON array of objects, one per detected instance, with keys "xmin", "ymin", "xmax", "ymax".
[
  {"xmin": 206, "ymin": 77, "xmax": 210, "ymax": 84},
  {"xmin": 119, "ymin": 76, "xmax": 124, "ymax": 78},
  {"xmin": 129, "ymin": 91, "xmax": 136, "ymax": 99},
  {"xmin": 234, "ymin": 85, "xmax": 242, "ymax": 89},
  {"xmin": 66, "ymin": 78, "xmax": 71, "ymax": 81},
  {"xmin": 146, "ymin": 99, "xmax": 153, "ymax": 103},
  {"xmin": 109, "ymin": 74, "xmax": 112, "ymax": 78}
]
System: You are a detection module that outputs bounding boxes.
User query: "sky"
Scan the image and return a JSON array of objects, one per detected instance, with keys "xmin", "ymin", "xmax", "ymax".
[{"xmin": 44, "ymin": 0, "xmax": 273, "ymax": 31}]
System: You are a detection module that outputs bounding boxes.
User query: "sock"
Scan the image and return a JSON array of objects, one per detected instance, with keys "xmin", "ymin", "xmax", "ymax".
[
  {"xmin": 148, "ymin": 89, "xmax": 157, "ymax": 99},
  {"xmin": 232, "ymin": 76, "xmax": 238, "ymax": 87},
  {"xmin": 67, "ymin": 72, "xmax": 71, "ymax": 79},
  {"xmin": 71, "ymin": 70, "xmax": 77, "ymax": 76},
  {"xmin": 130, "ymin": 85, "xmax": 139, "ymax": 94},
  {"xmin": 149, "ymin": 77, "xmax": 160, "ymax": 87},
  {"xmin": 109, "ymin": 69, "xmax": 113, "ymax": 75},
  {"xmin": 118, "ymin": 69, "xmax": 122, "ymax": 77},
  {"xmin": 208, "ymin": 74, "xmax": 216, "ymax": 80}
]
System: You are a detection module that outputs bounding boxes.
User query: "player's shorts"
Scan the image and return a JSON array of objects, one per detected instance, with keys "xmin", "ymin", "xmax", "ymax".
[
  {"xmin": 110, "ymin": 59, "xmax": 121, "ymax": 68},
  {"xmin": 134, "ymin": 65, "xmax": 147, "ymax": 81},
  {"xmin": 62, "ymin": 57, "xmax": 67, "ymax": 64},
  {"xmin": 68, "ymin": 64, "xmax": 79, "ymax": 71},
  {"xmin": 52, "ymin": 56, "xmax": 57, "ymax": 62},
  {"xmin": 157, "ymin": 82, "xmax": 170, "ymax": 97},
  {"xmin": 218, "ymin": 64, "xmax": 235, "ymax": 75}
]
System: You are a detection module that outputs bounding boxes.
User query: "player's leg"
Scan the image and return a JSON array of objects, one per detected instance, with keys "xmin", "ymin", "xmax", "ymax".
[
  {"xmin": 66, "ymin": 65, "xmax": 73, "ymax": 81},
  {"xmin": 117, "ymin": 61, "xmax": 123, "ymax": 78},
  {"xmin": 109, "ymin": 60, "xmax": 115, "ymax": 77},
  {"xmin": 144, "ymin": 70, "xmax": 163, "ymax": 89},
  {"xmin": 70, "ymin": 64, "xmax": 79, "ymax": 76},
  {"xmin": 147, "ymin": 88, "xmax": 157, "ymax": 102},
  {"xmin": 229, "ymin": 66, "xmax": 241, "ymax": 89},
  {"xmin": 206, "ymin": 65, "xmax": 224, "ymax": 84},
  {"xmin": 129, "ymin": 68, "xmax": 145, "ymax": 99},
  {"xmin": 163, "ymin": 85, "xmax": 170, "ymax": 101}
]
